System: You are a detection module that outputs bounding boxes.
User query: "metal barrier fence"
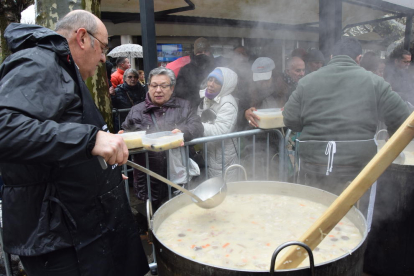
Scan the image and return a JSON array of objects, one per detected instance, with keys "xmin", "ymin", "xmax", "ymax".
[
  {"xmin": 112, "ymin": 108, "xmax": 131, "ymax": 132},
  {"xmin": 127, "ymin": 128, "xmax": 286, "ymax": 201},
  {"xmin": 113, "ymin": 108, "xmax": 289, "ymax": 200}
]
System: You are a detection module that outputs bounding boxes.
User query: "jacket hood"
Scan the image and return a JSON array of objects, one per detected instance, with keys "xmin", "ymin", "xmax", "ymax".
[
  {"xmin": 217, "ymin": 67, "xmax": 238, "ymax": 98},
  {"xmin": 5, "ymin": 23, "xmax": 70, "ymax": 56},
  {"xmin": 199, "ymin": 67, "xmax": 238, "ymax": 102}
]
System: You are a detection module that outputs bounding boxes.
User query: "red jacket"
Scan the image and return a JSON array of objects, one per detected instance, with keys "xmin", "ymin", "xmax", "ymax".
[{"xmin": 111, "ymin": 68, "xmax": 124, "ymax": 88}]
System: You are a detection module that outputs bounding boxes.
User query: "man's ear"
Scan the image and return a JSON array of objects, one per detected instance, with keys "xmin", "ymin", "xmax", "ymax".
[
  {"xmin": 355, "ymin": 54, "xmax": 362, "ymax": 65},
  {"xmin": 75, "ymin": 28, "xmax": 87, "ymax": 50}
]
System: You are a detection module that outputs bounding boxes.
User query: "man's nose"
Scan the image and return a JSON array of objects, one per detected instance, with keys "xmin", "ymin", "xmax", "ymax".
[{"xmin": 100, "ymin": 54, "xmax": 106, "ymax": 63}]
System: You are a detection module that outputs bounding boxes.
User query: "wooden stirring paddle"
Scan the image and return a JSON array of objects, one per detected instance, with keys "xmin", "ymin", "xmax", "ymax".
[{"xmin": 275, "ymin": 111, "xmax": 414, "ymax": 270}]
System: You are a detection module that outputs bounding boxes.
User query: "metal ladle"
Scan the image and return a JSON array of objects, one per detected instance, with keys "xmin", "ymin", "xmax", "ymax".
[{"xmin": 126, "ymin": 160, "xmax": 226, "ymax": 209}]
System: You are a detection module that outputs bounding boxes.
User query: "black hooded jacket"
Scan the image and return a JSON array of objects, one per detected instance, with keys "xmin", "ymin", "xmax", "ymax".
[
  {"xmin": 112, "ymin": 82, "xmax": 146, "ymax": 124},
  {"xmin": 0, "ymin": 23, "xmax": 149, "ymax": 275},
  {"xmin": 112, "ymin": 82, "xmax": 146, "ymax": 110},
  {"xmin": 174, "ymin": 53, "xmax": 215, "ymax": 108}
]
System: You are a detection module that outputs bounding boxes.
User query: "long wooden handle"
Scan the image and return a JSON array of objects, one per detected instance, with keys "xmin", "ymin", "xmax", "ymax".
[
  {"xmin": 126, "ymin": 160, "xmax": 203, "ymax": 202},
  {"xmin": 275, "ymin": 111, "xmax": 414, "ymax": 270}
]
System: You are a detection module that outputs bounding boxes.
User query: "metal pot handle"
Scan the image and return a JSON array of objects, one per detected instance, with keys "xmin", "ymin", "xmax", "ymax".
[
  {"xmin": 224, "ymin": 164, "xmax": 247, "ymax": 181},
  {"xmin": 269, "ymin": 241, "xmax": 315, "ymax": 276}
]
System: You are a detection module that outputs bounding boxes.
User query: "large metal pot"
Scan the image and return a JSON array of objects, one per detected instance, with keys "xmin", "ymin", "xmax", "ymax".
[
  {"xmin": 363, "ymin": 162, "xmax": 414, "ymax": 275},
  {"xmin": 149, "ymin": 181, "xmax": 368, "ymax": 276}
]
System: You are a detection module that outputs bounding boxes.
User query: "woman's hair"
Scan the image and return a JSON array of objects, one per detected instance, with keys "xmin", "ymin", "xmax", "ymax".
[
  {"xmin": 148, "ymin": 67, "xmax": 176, "ymax": 86},
  {"xmin": 123, "ymin": 68, "xmax": 139, "ymax": 82},
  {"xmin": 138, "ymin": 70, "xmax": 145, "ymax": 75}
]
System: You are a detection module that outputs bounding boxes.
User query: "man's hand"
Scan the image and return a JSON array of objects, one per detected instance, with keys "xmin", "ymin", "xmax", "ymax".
[
  {"xmin": 109, "ymin": 86, "xmax": 115, "ymax": 96},
  {"xmin": 245, "ymin": 107, "xmax": 260, "ymax": 128},
  {"xmin": 91, "ymin": 131, "xmax": 128, "ymax": 165}
]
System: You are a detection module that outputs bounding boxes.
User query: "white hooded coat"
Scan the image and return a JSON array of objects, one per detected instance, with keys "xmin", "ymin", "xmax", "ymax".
[{"xmin": 197, "ymin": 67, "xmax": 239, "ymax": 181}]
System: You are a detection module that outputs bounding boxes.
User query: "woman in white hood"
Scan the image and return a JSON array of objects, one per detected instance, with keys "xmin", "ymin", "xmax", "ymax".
[{"xmin": 197, "ymin": 67, "xmax": 239, "ymax": 181}]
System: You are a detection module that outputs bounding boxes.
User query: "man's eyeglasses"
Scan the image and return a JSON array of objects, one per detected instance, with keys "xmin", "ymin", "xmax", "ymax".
[
  {"xmin": 86, "ymin": 30, "xmax": 109, "ymax": 55},
  {"xmin": 149, "ymin": 83, "xmax": 172, "ymax": 90},
  {"xmin": 127, "ymin": 76, "xmax": 138, "ymax": 79}
]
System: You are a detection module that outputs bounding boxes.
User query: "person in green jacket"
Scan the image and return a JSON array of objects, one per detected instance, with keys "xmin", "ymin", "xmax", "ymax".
[{"xmin": 283, "ymin": 37, "xmax": 409, "ymax": 197}]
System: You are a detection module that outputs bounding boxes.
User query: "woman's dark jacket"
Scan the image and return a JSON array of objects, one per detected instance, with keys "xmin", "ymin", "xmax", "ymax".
[
  {"xmin": 0, "ymin": 23, "xmax": 148, "ymax": 276},
  {"xmin": 112, "ymin": 82, "xmax": 146, "ymax": 123},
  {"xmin": 122, "ymin": 93, "xmax": 203, "ymax": 203},
  {"xmin": 112, "ymin": 83, "xmax": 146, "ymax": 109}
]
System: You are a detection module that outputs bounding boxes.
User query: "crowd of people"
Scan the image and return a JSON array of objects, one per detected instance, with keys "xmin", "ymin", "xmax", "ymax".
[
  {"xmin": 108, "ymin": 35, "xmax": 414, "ymax": 220},
  {"xmin": 1, "ymin": 8, "xmax": 413, "ymax": 275}
]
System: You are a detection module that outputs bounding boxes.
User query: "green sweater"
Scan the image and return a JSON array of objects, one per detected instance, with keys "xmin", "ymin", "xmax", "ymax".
[{"xmin": 283, "ymin": 55, "xmax": 409, "ymax": 168}]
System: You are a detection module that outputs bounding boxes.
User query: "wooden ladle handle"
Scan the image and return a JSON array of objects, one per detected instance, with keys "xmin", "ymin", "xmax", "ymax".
[{"xmin": 275, "ymin": 111, "xmax": 414, "ymax": 269}]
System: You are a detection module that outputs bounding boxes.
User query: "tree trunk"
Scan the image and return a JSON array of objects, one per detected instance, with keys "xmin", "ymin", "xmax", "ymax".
[
  {"xmin": 0, "ymin": 0, "xmax": 33, "ymax": 63},
  {"xmin": 36, "ymin": 0, "xmax": 114, "ymax": 131}
]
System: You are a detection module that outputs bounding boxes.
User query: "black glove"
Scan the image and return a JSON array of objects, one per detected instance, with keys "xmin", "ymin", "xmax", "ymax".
[{"xmin": 200, "ymin": 109, "xmax": 216, "ymax": 123}]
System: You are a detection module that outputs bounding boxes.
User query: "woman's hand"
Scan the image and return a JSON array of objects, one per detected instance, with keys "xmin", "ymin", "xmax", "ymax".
[
  {"xmin": 245, "ymin": 107, "xmax": 260, "ymax": 128},
  {"xmin": 172, "ymin": 129, "xmax": 184, "ymax": 146}
]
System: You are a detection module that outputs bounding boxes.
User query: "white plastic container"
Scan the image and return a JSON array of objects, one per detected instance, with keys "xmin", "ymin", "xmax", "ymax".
[
  {"xmin": 118, "ymin": 131, "xmax": 146, "ymax": 149},
  {"xmin": 253, "ymin": 108, "xmax": 284, "ymax": 129},
  {"xmin": 142, "ymin": 131, "xmax": 184, "ymax": 152}
]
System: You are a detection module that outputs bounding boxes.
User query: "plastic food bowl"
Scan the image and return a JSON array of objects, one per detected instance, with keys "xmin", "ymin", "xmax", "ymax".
[
  {"xmin": 253, "ymin": 108, "xmax": 284, "ymax": 129},
  {"xmin": 142, "ymin": 131, "xmax": 184, "ymax": 152},
  {"xmin": 118, "ymin": 131, "xmax": 146, "ymax": 149}
]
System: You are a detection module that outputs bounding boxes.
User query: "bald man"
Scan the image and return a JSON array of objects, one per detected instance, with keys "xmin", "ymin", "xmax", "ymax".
[
  {"xmin": 0, "ymin": 10, "xmax": 149, "ymax": 276},
  {"xmin": 277, "ymin": 57, "xmax": 305, "ymax": 106}
]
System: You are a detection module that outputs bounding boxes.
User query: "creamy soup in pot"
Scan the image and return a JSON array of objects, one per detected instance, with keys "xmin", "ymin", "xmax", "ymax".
[{"xmin": 156, "ymin": 194, "xmax": 362, "ymax": 270}]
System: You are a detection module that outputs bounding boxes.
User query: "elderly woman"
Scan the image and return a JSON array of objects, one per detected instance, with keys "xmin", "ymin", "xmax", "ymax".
[
  {"xmin": 122, "ymin": 67, "xmax": 203, "ymax": 210},
  {"xmin": 112, "ymin": 68, "xmax": 146, "ymax": 109},
  {"xmin": 112, "ymin": 68, "xmax": 146, "ymax": 130},
  {"xmin": 197, "ymin": 67, "xmax": 239, "ymax": 181}
]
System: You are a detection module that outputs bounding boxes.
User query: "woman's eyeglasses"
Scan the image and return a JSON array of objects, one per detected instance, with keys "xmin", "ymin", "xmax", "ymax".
[{"xmin": 149, "ymin": 83, "xmax": 171, "ymax": 90}]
